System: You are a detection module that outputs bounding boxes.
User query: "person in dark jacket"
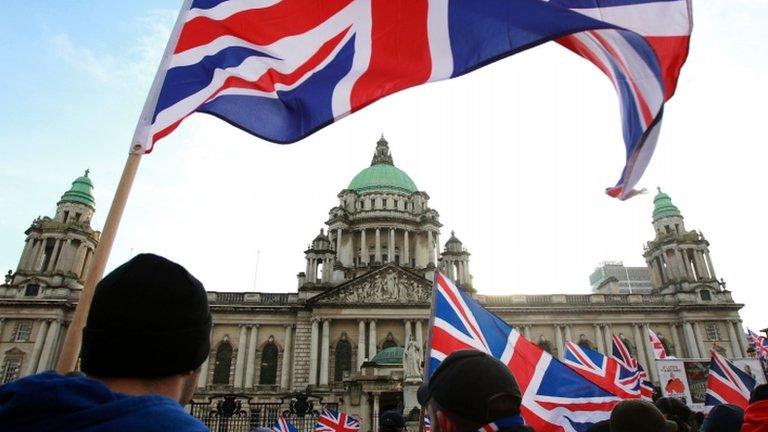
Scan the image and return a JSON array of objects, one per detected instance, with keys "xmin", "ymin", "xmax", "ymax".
[
  {"xmin": 698, "ymin": 403, "xmax": 743, "ymax": 432},
  {"xmin": 380, "ymin": 411, "xmax": 407, "ymax": 432},
  {"xmin": 417, "ymin": 350, "xmax": 534, "ymax": 432},
  {"xmin": 0, "ymin": 254, "xmax": 211, "ymax": 432},
  {"xmin": 743, "ymin": 384, "xmax": 768, "ymax": 432},
  {"xmin": 610, "ymin": 400, "xmax": 677, "ymax": 432},
  {"xmin": 655, "ymin": 397, "xmax": 697, "ymax": 432}
]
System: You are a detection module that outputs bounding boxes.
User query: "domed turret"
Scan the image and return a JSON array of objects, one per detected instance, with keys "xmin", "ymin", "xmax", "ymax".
[
  {"xmin": 348, "ymin": 136, "xmax": 418, "ymax": 194},
  {"xmin": 440, "ymin": 231, "xmax": 473, "ymax": 291},
  {"xmin": 371, "ymin": 346, "xmax": 404, "ymax": 365},
  {"xmin": 652, "ymin": 187, "xmax": 681, "ymax": 222},
  {"xmin": 59, "ymin": 170, "xmax": 95, "ymax": 209}
]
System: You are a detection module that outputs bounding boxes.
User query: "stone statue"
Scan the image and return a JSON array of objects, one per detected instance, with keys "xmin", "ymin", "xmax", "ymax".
[{"xmin": 403, "ymin": 335, "xmax": 423, "ymax": 379}]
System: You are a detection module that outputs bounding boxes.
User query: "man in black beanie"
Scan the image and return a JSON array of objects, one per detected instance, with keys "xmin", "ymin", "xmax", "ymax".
[{"xmin": 0, "ymin": 254, "xmax": 211, "ymax": 432}]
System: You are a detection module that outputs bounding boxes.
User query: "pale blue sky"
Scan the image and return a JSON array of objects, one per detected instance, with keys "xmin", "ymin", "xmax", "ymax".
[{"xmin": 1, "ymin": 1, "xmax": 767, "ymax": 330}]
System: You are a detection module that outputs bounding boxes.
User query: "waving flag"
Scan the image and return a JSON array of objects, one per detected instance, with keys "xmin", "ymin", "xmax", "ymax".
[
  {"xmin": 274, "ymin": 417, "xmax": 299, "ymax": 432},
  {"xmin": 648, "ymin": 328, "xmax": 668, "ymax": 359},
  {"xmin": 428, "ymin": 272, "xmax": 622, "ymax": 432},
  {"xmin": 748, "ymin": 329, "xmax": 768, "ymax": 360},
  {"xmin": 610, "ymin": 334, "xmax": 653, "ymax": 399},
  {"xmin": 315, "ymin": 409, "xmax": 360, "ymax": 432},
  {"xmin": 705, "ymin": 351, "xmax": 756, "ymax": 410},
  {"xmin": 133, "ymin": 0, "xmax": 692, "ymax": 199},
  {"xmin": 564, "ymin": 341, "xmax": 645, "ymax": 399}
]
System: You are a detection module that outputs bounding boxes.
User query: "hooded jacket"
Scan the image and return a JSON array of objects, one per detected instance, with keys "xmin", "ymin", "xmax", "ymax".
[
  {"xmin": 743, "ymin": 400, "xmax": 768, "ymax": 432},
  {"xmin": 0, "ymin": 372, "xmax": 208, "ymax": 432}
]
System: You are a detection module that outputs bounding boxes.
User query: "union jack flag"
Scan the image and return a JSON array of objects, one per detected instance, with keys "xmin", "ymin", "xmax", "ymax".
[
  {"xmin": 564, "ymin": 341, "xmax": 644, "ymax": 399},
  {"xmin": 610, "ymin": 334, "xmax": 653, "ymax": 400},
  {"xmin": 134, "ymin": 0, "xmax": 691, "ymax": 200},
  {"xmin": 705, "ymin": 350, "xmax": 756, "ymax": 410},
  {"xmin": 648, "ymin": 328, "xmax": 668, "ymax": 360},
  {"xmin": 748, "ymin": 329, "xmax": 768, "ymax": 360},
  {"xmin": 273, "ymin": 417, "xmax": 299, "ymax": 432},
  {"xmin": 428, "ymin": 272, "xmax": 622, "ymax": 432},
  {"xmin": 315, "ymin": 409, "xmax": 360, "ymax": 432}
]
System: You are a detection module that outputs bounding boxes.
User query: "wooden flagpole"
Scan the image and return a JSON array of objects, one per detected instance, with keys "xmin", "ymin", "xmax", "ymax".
[
  {"xmin": 55, "ymin": 153, "xmax": 142, "ymax": 372},
  {"xmin": 55, "ymin": 0, "xmax": 193, "ymax": 373}
]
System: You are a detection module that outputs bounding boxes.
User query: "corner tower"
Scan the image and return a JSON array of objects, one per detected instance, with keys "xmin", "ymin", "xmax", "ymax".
[
  {"xmin": 643, "ymin": 188, "xmax": 720, "ymax": 295},
  {"xmin": 8, "ymin": 171, "xmax": 100, "ymax": 294}
]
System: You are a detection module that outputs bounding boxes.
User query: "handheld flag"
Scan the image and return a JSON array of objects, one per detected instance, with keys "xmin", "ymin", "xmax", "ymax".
[
  {"xmin": 648, "ymin": 328, "xmax": 668, "ymax": 360},
  {"xmin": 135, "ymin": 0, "xmax": 692, "ymax": 199},
  {"xmin": 274, "ymin": 417, "xmax": 299, "ymax": 432},
  {"xmin": 427, "ymin": 272, "xmax": 622, "ymax": 431},
  {"xmin": 748, "ymin": 329, "xmax": 768, "ymax": 360},
  {"xmin": 610, "ymin": 334, "xmax": 653, "ymax": 400},
  {"xmin": 315, "ymin": 409, "xmax": 360, "ymax": 432},
  {"xmin": 564, "ymin": 341, "xmax": 646, "ymax": 399},
  {"xmin": 705, "ymin": 350, "xmax": 756, "ymax": 410}
]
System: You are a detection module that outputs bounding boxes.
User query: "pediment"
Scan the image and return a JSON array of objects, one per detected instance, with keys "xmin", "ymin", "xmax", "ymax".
[{"xmin": 310, "ymin": 266, "xmax": 432, "ymax": 305}]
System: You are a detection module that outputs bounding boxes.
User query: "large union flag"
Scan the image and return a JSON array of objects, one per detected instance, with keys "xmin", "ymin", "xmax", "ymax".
[
  {"xmin": 428, "ymin": 273, "xmax": 622, "ymax": 432},
  {"xmin": 134, "ymin": 0, "xmax": 691, "ymax": 200},
  {"xmin": 705, "ymin": 350, "xmax": 756, "ymax": 410}
]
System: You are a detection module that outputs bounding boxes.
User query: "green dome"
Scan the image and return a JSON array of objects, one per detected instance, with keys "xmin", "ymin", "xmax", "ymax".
[
  {"xmin": 348, "ymin": 136, "xmax": 417, "ymax": 194},
  {"xmin": 59, "ymin": 170, "xmax": 95, "ymax": 209},
  {"xmin": 652, "ymin": 187, "xmax": 681, "ymax": 221},
  {"xmin": 371, "ymin": 347, "xmax": 404, "ymax": 365}
]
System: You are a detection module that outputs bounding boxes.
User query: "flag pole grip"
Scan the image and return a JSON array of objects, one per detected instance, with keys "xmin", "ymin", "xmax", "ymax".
[{"xmin": 56, "ymin": 152, "xmax": 142, "ymax": 373}]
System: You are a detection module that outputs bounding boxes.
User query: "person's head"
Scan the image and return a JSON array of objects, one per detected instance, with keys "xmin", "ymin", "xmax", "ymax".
[
  {"xmin": 610, "ymin": 400, "xmax": 677, "ymax": 432},
  {"xmin": 380, "ymin": 411, "xmax": 406, "ymax": 432},
  {"xmin": 417, "ymin": 350, "xmax": 523, "ymax": 432},
  {"xmin": 700, "ymin": 404, "xmax": 744, "ymax": 432},
  {"xmin": 750, "ymin": 384, "xmax": 768, "ymax": 404},
  {"xmin": 654, "ymin": 397, "xmax": 694, "ymax": 431},
  {"xmin": 80, "ymin": 253, "xmax": 212, "ymax": 404}
]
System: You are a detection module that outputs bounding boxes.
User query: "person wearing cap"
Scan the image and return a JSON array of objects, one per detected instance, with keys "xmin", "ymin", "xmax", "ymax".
[
  {"xmin": 610, "ymin": 400, "xmax": 678, "ymax": 432},
  {"xmin": 380, "ymin": 411, "xmax": 407, "ymax": 432},
  {"xmin": 0, "ymin": 254, "xmax": 211, "ymax": 432},
  {"xmin": 417, "ymin": 350, "xmax": 533, "ymax": 432}
]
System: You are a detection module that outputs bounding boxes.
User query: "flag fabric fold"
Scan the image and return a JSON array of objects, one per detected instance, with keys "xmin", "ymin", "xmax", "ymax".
[
  {"xmin": 610, "ymin": 334, "xmax": 654, "ymax": 399},
  {"xmin": 648, "ymin": 328, "xmax": 668, "ymax": 360},
  {"xmin": 705, "ymin": 350, "xmax": 756, "ymax": 410},
  {"xmin": 137, "ymin": 0, "xmax": 692, "ymax": 200},
  {"xmin": 314, "ymin": 409, "xmax": 361, "ymax": 432},
  {"xmin": 427, "ymin": 272, "xmax": 622, "ymax": 431},
  {"xmin": 564, "ymin": 341, "xmax": 646, "ymax": 400}
]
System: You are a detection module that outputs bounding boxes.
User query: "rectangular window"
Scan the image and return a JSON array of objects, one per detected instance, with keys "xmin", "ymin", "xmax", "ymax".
[
  {"xmin": 62, "ymin": 211, "xmax": 69, "ymax": 223},
  {"xmin": 1, "ymin": 356, "xmax": 22, "ymax": 384},
  {"xmin": 12, "ymin": 322, "xmax": 32, "ymax": 342},
  {"xmin": 24, "ymin": 284, "xmax": 40, "ymax": 297},
  {"xmin": 705, "ymin": 323, "xmax": 720, "ymax": 341}
]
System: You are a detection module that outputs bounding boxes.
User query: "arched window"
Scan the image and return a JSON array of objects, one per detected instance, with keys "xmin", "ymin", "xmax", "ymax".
[
  {"xmin": 1, "ymin": 349, "xmax": 24, "ymax": 384},
  {"xmin": 382, "ymin": 332, "xmax": 397, "ymax": 349},
  {"xmin": 260, "ymin": 339, "xmax": 278, "ymax": 385},
  {"xmin": 212, "ymin": 342, "xmax": 233, "ymax": 385},
  {"xmin": 334, "ymin": 336, "xmax": 352, "ymax": 382}
]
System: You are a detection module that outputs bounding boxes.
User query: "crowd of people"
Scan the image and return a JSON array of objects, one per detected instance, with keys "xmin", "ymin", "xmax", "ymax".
[{"xmin": 0, "ymin": 253, "xmax": 766, "ymax": 432}]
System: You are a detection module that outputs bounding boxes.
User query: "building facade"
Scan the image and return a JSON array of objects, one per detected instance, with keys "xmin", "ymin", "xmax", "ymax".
[{"xmin": 0, "ymin": 138, "xmax": 751, "ymax": 430}]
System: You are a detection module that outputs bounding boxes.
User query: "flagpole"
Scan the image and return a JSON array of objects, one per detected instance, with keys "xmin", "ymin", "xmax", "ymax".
[{"xmin": 55, "ymin": 0, "xmax": 193, "ymax": 373}]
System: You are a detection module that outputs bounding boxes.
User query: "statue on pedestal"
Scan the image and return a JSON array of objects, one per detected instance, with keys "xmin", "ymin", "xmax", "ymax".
[{"xmin": 403, "ymin": 335, "xmax": 423, "ymax": 380}]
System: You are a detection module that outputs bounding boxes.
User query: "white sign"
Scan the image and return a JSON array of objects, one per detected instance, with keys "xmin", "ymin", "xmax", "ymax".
[{"xmin": 656, "ymin": 359, "xmax": 692, "ymax": 405}]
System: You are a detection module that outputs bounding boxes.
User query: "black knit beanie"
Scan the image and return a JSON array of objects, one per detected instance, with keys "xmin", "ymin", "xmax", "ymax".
[{"xmin": 80, "ymin": 253, "xmax": 212, "ymax": 377}]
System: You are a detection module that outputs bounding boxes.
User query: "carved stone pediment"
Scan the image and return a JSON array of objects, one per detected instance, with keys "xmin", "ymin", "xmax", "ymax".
[{"xmin": 311, "ymin": 266, "xmax": 431, "ymax": 305}]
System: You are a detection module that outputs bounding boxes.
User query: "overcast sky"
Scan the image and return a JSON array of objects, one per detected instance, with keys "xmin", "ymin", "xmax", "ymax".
[{"xmin": 1, "ymin": 1, "xmax": 766, "ymax": 330}]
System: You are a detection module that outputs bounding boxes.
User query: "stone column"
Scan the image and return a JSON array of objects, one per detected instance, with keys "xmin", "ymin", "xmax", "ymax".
[
  {"xmin": 375, "ymin": 229, "xmax": 382, "ymax": 263},
  {"xmin": 369, "ymin": 320, "xmax": 377, "ymax": 357},
  {"xmin": 595, "ymin": 324, "xmax": 605, "ymax": 354},
  {"xmin": 435, "ymin": 233, "xmax": 441, "ymax": 263},
  {"xmin": 642, "ymin": 324, "xmax": 658, "ymax": 382},
  {"xmin": 361, "ymin": 229, "xmax": 368, "ymax": 265},
  {"xmin": 358, "ymin": 320, "xmax": 367, "ymax": 369},
  {"xmin": 670, "ymin": 324, "xmax": 682, "ymax": 358},
  {"xmin": 415, "ymin": 320, "xmax": 424, "ymax": 349},
  {"xmin": 727, "ymin": 321, "xmax": 742, "ymax": 358},
  {"xmin": 389, "ymin": 228, "xmax": 395, "ymax": 263},
  {"xmin": 603, "ymin": 324, "xmax": 613, "ymax": 355},
  {"xmin": 564, "ymin": 325, "xmax": 572, "ymax": 343},
  {"xmin": 735, "ymin": 321, "xmax": 749, "ymax": 357},
  {"xmin": 555, "ymin": 325, "xmax": 564, "ymax": 359},
  {"xmin": 632, "ymin": 324, "xmax": 649, "ymax": 370},
  {"xmin": 234, "ymin": 325, "xmax": 248, "ymax": 387},
  {"xmin": 320, "ymin": 320, "xmax": 330, "ymax": 385},
  {"xmin": 683, "ymin": 322, "xmax": 700, "ymax": 358},
  {"xmin": 403, "ymin": 231, "xmax": 410, "ymax": 265},
  {"xmin": 37, "ymin": 319, "xmax": 61, "ymax": 372},
  {"xmin": 198, "ymin": 323, "xmax": 215, "ymax": 388},
  {"xmin": 373, "ymin": 394, "xmax": 380, "ymax": 432},
  {"xmin": 524, "ymin": 325, "xmax": 532, "ymax": 340},
  {"xmin": 17, "ymin": 239, "xmax": 33, "ymax": 271},
  {"xmin": 73, "ymin": 244, "xmax": 88, "ymax": 277},
  {"xmin": 427, "ymin": 231, "xmax": 435, "ymax": 265},
  {"xmin": 705, "ymin": 252, "xmax": 716, "ymax": 280},
  {"xmin": 336, "ymin": 228, "xmax": 343, "ymax": 260},
  {"xmin": 309, "ymin": 318, "xmax": 319, "ymax": 386},
  {"xmin": 245, "ymin": 325, "xmax": 259, "ymax": 388},
  {"xmin": 404, "ymin": 320, "xmax": 412, "ymax": 344},
  {"xmin": 692, "ymin": 250, "xmax": 706, "ymax": 280},
  {"xmin": 305, "ymin": 258, "xmax": 312, "ymax": 280},
  {"xmin": 281, "ymin": 325, "xmax": 293, "ymax": 389},
  {"xmin": 0, "ymin": 319, "xmax": 4, "ymax": 344},
  {"xmin": 693, "ymin": 322, "xmax": 708, "ymax": 358},
  {"xmin": 25, "ymin": 320, "xmax": 49, "ymax": 375}
]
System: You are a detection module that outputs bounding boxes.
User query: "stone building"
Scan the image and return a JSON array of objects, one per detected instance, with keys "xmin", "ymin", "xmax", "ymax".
[{"xmin": 0, "ymin": 138, "xmax": 751, "ymax": 431}]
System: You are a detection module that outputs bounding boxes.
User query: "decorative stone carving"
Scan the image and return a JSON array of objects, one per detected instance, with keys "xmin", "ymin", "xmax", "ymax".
[
  {"xmin": 315, "ymin": 268, "xmax": 431, "ymax": 304},
  {"xmin": 403, "ymin": 335, "xmax": 423, "ymax": 380}
]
